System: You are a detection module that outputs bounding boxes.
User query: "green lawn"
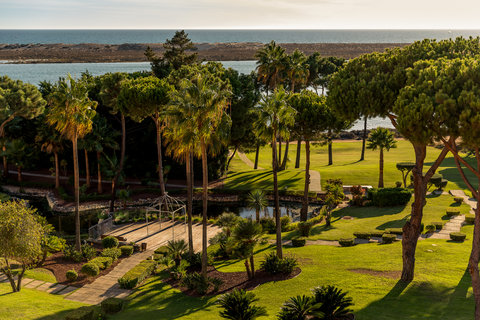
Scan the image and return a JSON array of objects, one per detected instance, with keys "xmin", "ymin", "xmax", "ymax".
[{"xmin": 223, "ymin": 169, "xmax": 305, "ymax": 191}]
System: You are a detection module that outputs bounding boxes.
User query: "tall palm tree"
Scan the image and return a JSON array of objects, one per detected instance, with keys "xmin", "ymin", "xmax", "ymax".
[
  {"xmin": 170, "ymin": 70, "xmax": 231, "ymax": 276},
  {"xmin": 35, "ymin": 118, "xmax": 64, "ymax": 189},
  {"xmin": 367, "ymin": 127, "xmax": 397, "ymax": 188},
  {"xmin": 255, "ymin": 87, "xmax": 296, "ymax": 258},
  {"xmin": 46, "ymin": 74, "xmax": 97, "ymax": 250},
  {"xmin": 233, "ymin": 219, "xmax": 263, "ymax": 279},
  {"xmin": 247, "ymin": 189, "xmax": 268, "ymax": 222},
  {"xmin": 286, "ymin": 49, "xmax": 309, "ymax": 93},
  {"xmin": 255, "ymin": 41, "xmax": 287, "ymax": 94}
]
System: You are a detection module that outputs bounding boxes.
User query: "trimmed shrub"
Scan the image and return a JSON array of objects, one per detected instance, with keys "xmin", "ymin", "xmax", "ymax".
[
  {"xmin": 280, "ymin": 216, "xmax": 291, "ymax": 232},
  {"xmin": 192, "ymin": 216, "xmax": 202, "ymax": 223},
  {"xmin": 154, "ymin": 245, "xmax": 169, "ymax": 256},
  {"xmin": 450, "ymin": 232, "xmax": 466, "ymax": 242},
  {"xmin": 432, "ymin": 222, "xmax": 444, "ymax": 231},
  {"xmin": 102, "ymin": 236, "xmax": 119, "ymax": 249},
  {"xmin": 65, "ymin": 306, "xmax": 95, "ymax": 320},
  {"xmin": 353, "ymin": 232, "xmax": 371, "ymax": 240},
  {"xmin": 260, "ymin": 218, "xmax": 276, "ymax": 234},
  {"xmin": 297, "ymin": 221, "xmax": 313, "ymax": 237},
  {"xmin": 454, "ymin": 197, "xmax": 464, "ymax": 204},
  {"xmin": 81, "ymin": 244, "xmax": 97, "ymax": 261},
  {"xmin": 446, "ymin": 208, "xmax": 460, "ymax": 217},
  {"xmin": 425, "ymin": 224, "xmax": 436, "ymax": 233},
  {"xmin": 66, "ymin": 269, "xmax": 78, "ymax": 281},
  {"xmin": 367, "ymin": 188, "xmax": 412, "ymax": 207},
  {"xmin": 118, "ymin": 260, "xmax": 157, "ymax": 289},
  {"xmin": 81, "ymin": 262, "xmax": 100, "ymax": 277},
  {"xmin": 385, "ymin": 228, "xmax": 403, "ymax": 235},
  {"xmin": 370, "ymin": 231, "xmax": 385, "ymax": 238},
  {"xmin": 101, "ymin": 298, "xmax": 124, "ymax": 314},
  {"xmin": 339, "ymin": 238, "xmax": 355, "ymax": 247},
  {"xmin": 465, "ymin": 214, "xmax": 475, "ymax": 225},
  {"xmin": 64, "ymin": 246, "xmax": 83, "ymax": 262},
  {"xmin": 291, "ymin": 237, "xmax": 306, "ymax": 247},
  {"xmin": 120, "ymin": 245, "xmax": 134, "ymax": 257},
  {"xmin": 260, "ymin": 252, "xmax": 298, "ymax": 275},
  {"xmin": 382, "ymin": 234, "xmax": 397, "ymax": 244},
  {"xmin": 307, "ymin": 215, "xmax": 323, "ymax": 225},
  {"xmin": 89, "ymin": 256, "xmax": 113, "ymax": 270},
  {"xmin": 101, "ymin": 248, "xmax": 121, "ymax": 261}
]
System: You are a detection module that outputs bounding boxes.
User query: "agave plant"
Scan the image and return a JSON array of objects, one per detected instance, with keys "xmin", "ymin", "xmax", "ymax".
[
  {"xmin": 277, "ymin": 295, "xmax": 323, "ymax": 320},
  {"xmin": 217, "ymin": 289, "xmax": 267, "ymax": 320},
  {"xmin": 311, "ymin": 285, "xmax": 353, "ymax": 320}
]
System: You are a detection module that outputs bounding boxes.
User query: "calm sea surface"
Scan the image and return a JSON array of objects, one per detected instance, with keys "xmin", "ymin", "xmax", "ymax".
[{"xmin": 2, "ymin": 29, "xmax": 480, "ymax": 44}]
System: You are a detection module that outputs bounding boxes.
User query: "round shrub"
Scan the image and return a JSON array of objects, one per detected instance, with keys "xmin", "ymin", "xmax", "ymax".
[
  {"xmin": 353, "ymin": 232, "xmax": 371, "ymax": 240},
  {"xmin": 102, "ymin": 236, "xmax": 119, "ymax": 249},
  {"xmin": 66, "ymin": 269, "xmax": 78, "ymax": 281},
  {"xmin": 465, "ymin": 214, "xmax": 475, "ymax": 225},
  {"xmin": 120, "ymin": 245, "xmax": 134, "ymax": 257},
  {"xmin": 450, "ymin": 232, "xmax": 466, "ymax": 242},
  {"xmin": 425, "ymin": 224, "xmax": 436, "ymax": 233},
  {"xmin": 454, "ymin": 197, "xmax": 464, "ymax": 204},
  {"xmin": 81, "ymin": 262, "xmax": 100, "ymax": 277},
  {"xmin": 338, "ymin": 238, "xmax": 355, "ymax": 247},
  {"xmin": 291, "ymin": 237, "xmax": 306, "ymax": 247},
  {"xmin": 432, "ymin": 222, "xmax": 444, "ymax": 231},
  {"xmin": 260, "ymin": 252, "xmax": 298, "ymax": 275},
  {"xmin": 297, "ymin": 221, "xmax": 313, "ymax": 237},
  {"xmin": 446, "ymin": 208, "xmax": 460, "ymax": 218},
  {"xmin": 101, "ymin": 247, "xmax": 121, "ymax": 261},
  {"xmin": 101, "ymin": 297, "xmax": 124, "ymax": 314},
  {"xmin": 382, "ymin": 234, "xmax": 397, "ymax": 244}
]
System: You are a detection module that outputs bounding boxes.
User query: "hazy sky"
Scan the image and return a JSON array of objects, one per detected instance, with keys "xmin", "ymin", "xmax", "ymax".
[{"xmin": 2, "ymin": 0, "xmax": 480, "ymax": 29}]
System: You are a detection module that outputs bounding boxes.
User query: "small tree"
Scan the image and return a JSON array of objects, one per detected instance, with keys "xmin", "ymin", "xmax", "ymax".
[
  {"xmin": 324, "ymin": 180, "xmax": 344, "ymax": 227},
  {"xmin": 217, "ymin": 289, "xmax": 267, "ymax": 320},
  {"xmin": 233, "ymin": 219, "xmax": 263, "ymax": 279},
  {"xmin": 0, "ymin": 200, "xmax": 42, "ymax": 292},
  {"xmin": 367, "ymin": 127, "xmax": 397, "ymax": 188},
  {"xmin": 246, "ymin": 190, "xmax": 268, "ymax": 223},
  {"xmin": 217, "ymin": 212, "xmax": 240, "ymax": 237},
  {"xmin": 396, "ymin": 162, "xmax": 415, "ymax": 188},
  {"xmin": 166, "ymin": 239, "xmax": 188, "ymax": 267}
]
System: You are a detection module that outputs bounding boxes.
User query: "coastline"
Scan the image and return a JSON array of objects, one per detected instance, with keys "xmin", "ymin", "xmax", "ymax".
[{"xmin": 0, "ymin": 42, "xmax": 409, "ymax": 64}]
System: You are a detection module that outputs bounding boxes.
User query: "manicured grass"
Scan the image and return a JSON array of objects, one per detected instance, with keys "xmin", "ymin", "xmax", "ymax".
[
  {"xmin": 0, "ymin": 283, "xmax": 85, "ymax": 320},
  {"xmin": 279, "ymin": 194, "xmax": 471, "ymax": 241},
  {"xmin": 223, "ymin": 169, "xmax": 305, "ymax": 192},
  {"xmin": 227, "ymin": 152, "xmax": 252, "ymax": 173},
  {"xmin": 21, "ymin": 268, "xmax": 57, "ymax": 283}
]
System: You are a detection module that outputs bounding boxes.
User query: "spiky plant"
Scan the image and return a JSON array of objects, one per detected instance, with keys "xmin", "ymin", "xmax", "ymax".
[
  {"xmin": 277, "ymin": 295, "xmax": 323, "ymax": 320},
  {"xmin": 312, "ymin": 285, "xmax": 353, "ymax": 320},
  {"xmin": 217, "ymin": 289, "xmax": 267, "ymax": 320}
]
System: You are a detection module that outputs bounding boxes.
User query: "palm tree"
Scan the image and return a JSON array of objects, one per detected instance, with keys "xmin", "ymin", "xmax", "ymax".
[
  {"xmin": 367, "ymin": 127, "xmax": 397, "ymax": 188},
  {"xmin": 247, "ymin": 190, "xmax": 268, "ymax": 222},
  {"xmin": 217, "ymin": 289, "xmax": 267, "ymax": 320},
  {"xmin": 277, "ymin": 295, "xmax": 323, "ymax": 320},
  {"xmin": 216, "ymin": 212, "xmax": 239, "ymax": 237},
  {"xmin": 46, "ymin": 74, "xmax": 97, "ymax": 250},
  {"xmin": 170, "ymin": 68, "xmax": 231, "ymax": 276},
  {"xmin": 233, "ymin": 219, "xmax": 263, "ymax": 279},
  {"xmin": 35, "ymin": 119, "xmax": 64, "ymax": 189},
  {"xmin": 312, "ymin": 285, "xmax": 354, "ymax": 320},
  {"xmin": 255, "ymin": 41, "xmax": 287, "ymax": 94},
  {"xmin": 166, "ymin": 239, "xmax": 188, "ymax": 267},
  {"xmin": 255, "ymin": 87, "xmax": 296, "ymax": 259},
  {"xmin": 286, "ymin": 49, "xmax": 309, "ymax": 93}
]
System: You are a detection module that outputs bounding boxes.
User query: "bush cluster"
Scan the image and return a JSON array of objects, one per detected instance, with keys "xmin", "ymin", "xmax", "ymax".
[
  {"xmin": 102, "ymin": 236, "xmax": 119, "ymax": 248},
  {"xmin": 425, "ymin": 224, "xmax": 436, "ymax": 233},
  {"xmin": 297, "ymin": 221, "xmax": 313, "ymax": 237},
  {"xmin": 101, "ymin": 298, "xmax": 124, "ymax": 314},
  {"xmin": 89, "ymin": 256, "xmax": 113, "ymax": 270},
  {"xmin": 353, "ymin": 232, "xmax": 371, "ymax": 240},
  {"xmin": 454, "ymin": 197, "xmax": 464, "ymax": 204},
  {"xmin": 339, "ymin": 238, "xmax": 355, "ymax": 247},
  {"xmin": 446, "ymin": 208, "xmax": 460, "ymax": 217},
  {"xmin": 181, "ymin": 272, "xmax": 223, "ymax": 295},
  {"xmin": 382, "ymin": 234, "xmax": 397, "ymax": 244},
  {"xmin": 118, "ymin": 260, "xmax": 157, "ymax": 289},
  {"xmin": 260, "ymin": 252, "xmax": 298, "ymax": 275},
  {"xmin": 450, "ymin": 232, "xmax": 466, "ymax": 242},
  {"xmin": 64, "ymin": 306, "xmax": 96, "ymax": 320},
  {"xmin": 367, "ymin": 188, "xmax": 412, "ymax": 207},
  {"xmin": 101, "ymin": 247, "xmax": 121, "ymax": 261},
  {"xmin": 120, "ymin": 245, "xmax": 134, "ymax": 257},
  {"xmin": 81, "ymin": 262, "xmax": 100, "ymax": 277},
  {"xmin": 280, "ymin": 216, "xmax": 291, "ymax": 232},
  {"xmin": 154, "ymin": 245, "xmax": 169, "ymax": 256},
  {"xmin": 260, "ymin": 218, "xmax": 276, "ymax": 234},
  {"xmin": 291, "ymin": 237, "xmax": 306, "ymax": 247},
  {"xmin": 63, "ymin": 244, "xmax": 96, "ymax": 262},
  {"xmin": 432, "ymin": 222, "xmax": 444, "ymax": 231}
]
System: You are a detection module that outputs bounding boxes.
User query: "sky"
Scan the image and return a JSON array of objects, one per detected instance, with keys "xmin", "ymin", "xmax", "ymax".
[{"xmin": 2, "ymin": 0, "xmax": 480, "ymax": 29}]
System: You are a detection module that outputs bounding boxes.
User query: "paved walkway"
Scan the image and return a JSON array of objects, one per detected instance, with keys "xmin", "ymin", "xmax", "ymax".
[
  {"xmin": 0, "ymin": 274, "xmax": 78, "ymax": 296},
  {"xmin": 66, "ymin": 221, "xmax": 221, "ymax": 304}
]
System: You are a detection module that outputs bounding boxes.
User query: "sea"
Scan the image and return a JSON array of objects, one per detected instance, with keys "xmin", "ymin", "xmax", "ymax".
[{"xmin": 3, "ymin": 29, "xmax": 480, "ymax": 129}]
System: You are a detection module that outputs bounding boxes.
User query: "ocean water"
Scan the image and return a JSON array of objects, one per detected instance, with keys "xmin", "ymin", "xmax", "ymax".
[{"xmin": 2, "ymin": 29, "xmax": 480, "ymax": 45}]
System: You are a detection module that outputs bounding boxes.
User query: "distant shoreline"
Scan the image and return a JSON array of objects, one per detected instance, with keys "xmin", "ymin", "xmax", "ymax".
[{"xmin": 0, "ymin": 42, "xmax": 409, "ymax": 64}]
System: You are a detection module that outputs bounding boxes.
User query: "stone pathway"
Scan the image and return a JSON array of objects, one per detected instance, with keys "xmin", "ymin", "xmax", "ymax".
[{"xmin": 0, "ymin": 274, "xmax": 78, "ymax": 296}]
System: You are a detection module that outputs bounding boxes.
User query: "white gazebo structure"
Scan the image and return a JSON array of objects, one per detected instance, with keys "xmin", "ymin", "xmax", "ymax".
[{"xmin": 144, "ymin": 193, "xmax": 187, "ymax": 241}]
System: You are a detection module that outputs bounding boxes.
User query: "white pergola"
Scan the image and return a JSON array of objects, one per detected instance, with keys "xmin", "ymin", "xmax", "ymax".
[{"xmin": 144, "ymin": 193, "xmax": 187, "ymax": 241}]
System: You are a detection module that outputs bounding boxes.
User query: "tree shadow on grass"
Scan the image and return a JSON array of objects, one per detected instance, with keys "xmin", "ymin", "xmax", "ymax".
[{"xmin": 355, "ymin": 270, "xmax": 472, "ymax": 319}]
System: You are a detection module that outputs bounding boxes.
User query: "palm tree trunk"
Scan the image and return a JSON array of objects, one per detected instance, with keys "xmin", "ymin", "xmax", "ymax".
[
  {"xmin": 254, "ymin": 144, "xmax": 260, "ymax": 170},
  {"xmin": 301, "ymin": 140, "xmax": 310, "ymax": 221},
  {"xmin": 278, "ymin": 137, "xmax": 282, "ymax": 165},
  {"xmin": 360, "ymin": 116, "xmax": 367, "ymax": 161},
  {"xmin": 201, "ymin": 140, "xmax": 209, "ymax": 276},
  {"xmin": 328, "ymin": 133, "xmax": 333, "ymax": 166},
  {"xmin": 295, "ymin": 139, "xmax": 301, "ymax": 168},
  {"xmin": 109, "ymin": 114, "xmax": 126, "ymax": 212},
  {"xmin": 3, "ymin": 146, "xmax": 7, "ymax": 178},
  {"xmin": 272, "ymin": 131, "xmax": 283, "ymax": 259},
  {"xmin": 155, "ymin": 117, "xmax": 166, "ymax": 196},
  {"xmin": 256, "ymin": 208, "xmax": 260, "ymax": 223},
  {"xmin": 17, "ymin": 166, "xmax": 21, "ymax": 182},
  {"xmin": 280, "ymin": 139, "xmax": 289, "ymax": 170},
  {"xmin": 186, "ymin": 151, "xmax": 194, "ymax": 255},
  {"xmin": 244, "ymin": 259, "xmax": 252, "ymax": 279},
  {"xmin": 97, "ymin": 151, "xmax": 102, "ymax": 194},
  {"xmin": 226, "ymin": 146, "xmax": 237, "ymax": 171},
  {"xmin": 250, "ymin": 255, "xmax": 255, "ymax": 278},
  {"xmin": 378, "ymin": 148, "xmax": 384, "ymax": 188},
  {"xmin": 54, "ymin": 152, "xmax": 60, "ymax": 189},
  {"xmin": 72, "ymin": 136, "xmax": 81, "ymax": 251},
  {"xmin": 84, "ymin": 149, "xmax": 90, "ymax": 188}
]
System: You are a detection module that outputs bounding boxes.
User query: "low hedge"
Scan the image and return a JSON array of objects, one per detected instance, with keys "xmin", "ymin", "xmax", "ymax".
[
  {"xmin": 454, "ymin": 197, "xmax": 464, "ymax": 204},
  {"xmin": 339, "ymin": 238, "xmax": 355, "ymax": 247},
  {"xmin": 101, "ymin": 298, "xmax": 124, "ymax": 314},
  {"xmin": 353, "ymin": 232, "xmax": 371, "ymax": 240},
  {"xmin": 291, "ymin": 237, "xmax": 306, "ymax": 247},
  {"xmin": 101, "ymin": 248, "xmax": 121, "ymax": 261},
  {"xmin": 385, "ymin": 228, "xmax": 403, "ymax": 235},
  {"xmin": 465, "ymin": 214, "xmax": 475, "ymax": 225},
  {"xmin": 382, "ymin": 234, "xmax": 397, "ymax": 244},
  {"xmin": 154, "ymin": 246, "xmax": 169, "ymax": 256},
  {"xmin": 81, "ymin": 262, "xmax": 100, "ymax": 277},
  {"xmin": 64, "ymin": 306, "xmax": 96, "ymax": 320},
  {"xmin": 367, "ymin": 188, "xmax": 412, "ymax": 207},
  {"xmin": 89, "ymin": 257, "xmax": 113, "ymax": 270},
  {"xmin": 446, "ymin": 208, "xmax": 461, "ymax": 217},
  {"xmin": 120, "ymin": 245, "xmax": 134, "ymax": 257},
  {"xmin": 370, "ymin": 231, "xmax": 385, "ymax": 238},
  {"xmin": 118, "ymin": 260, "xmax": 157, "ymax": 289},
  {"xmin": 425, "ymin": 224, "xmax": 436, "ymax": 233},
  {"xmin": 450, "ymin": 232, "xmax": 466, "ymax": 242},
  {"xmin": 432, "ymin": 222, "xmax": 444, "ymax": 231}
]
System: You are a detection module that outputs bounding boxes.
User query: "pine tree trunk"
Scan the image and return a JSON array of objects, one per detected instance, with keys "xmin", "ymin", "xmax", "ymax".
[
  {"xmin": 280, "ymin": 139, "xmax": 289, "ymax": 170},
  {"xmin": 295, "ymin": 139, "xmax": 302, "ymax": 168},
  {"xmin": 155, "ymin": 117, "xmax": 166, "ymax": 196},
  {"xmin": 186, "ymin": 151, "xmax": 194, "ymax": 256},
  {"xmin": 73, "ymin": 136, "xmax": 81, "ymax": 251},
  {"xmin": 54, "ymin": 152, "xmax": 60, "ymax": 189},
  {"xmin": 97, "ymin": 151, "xmax": 102, "ymax": 194},
  {"xmin": 84, "ymin": 149, "xmax": 90, "ymax": 188},
  {"xmin": 360, "ymin": 116, "xmax": 367, "ymax": 161},
  {"xmin": 254, "ymin": 144, "xmax": 260, "ymax": 170},
  {"xmin": 201, "ymin": 140, "xmax": 209, "ymax": 276},
  {"xmin": 109, "ymin": 114, "xmax": 126, "ymax": 213},
  {"xmin": 301, "ymin": 140, "xmax": 310, "ymax": 221},
  {"xmin": 378, "ymin": 148, "xmax": 384, "ymax": 188},
  {"xmin": 328, "ymin": 134, "xmax": 333, "ymax": 166},
  {"xmin": 272, "ymin": 131, "xmax": 283, "ymax": 259}
]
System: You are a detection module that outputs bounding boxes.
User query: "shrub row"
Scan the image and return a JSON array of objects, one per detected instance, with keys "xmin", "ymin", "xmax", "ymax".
[
  {"xmin": 382, "ymin": 234, "xmax": 397, "ymax": 244},
  {"xmin": 367, "ymin": 188, "xmax": 412, "ymax": 207},
  {"xmin": 291, "ymin": 237, "xmax": 306, "ymax": 247},
  {"xmin": 101, "ymin": 247, "xmax": 121, "ymax": 261},
  {"xmin": 89, "ymin": 257, "xmax": 113, "ymax": 270},
  {"xmin": 118, "ymin": 260, "xmax": 157, "ymax": 289},
  {"xmin": 339, "ymin": 238, "xmax": 355, "ymax": 247}
]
